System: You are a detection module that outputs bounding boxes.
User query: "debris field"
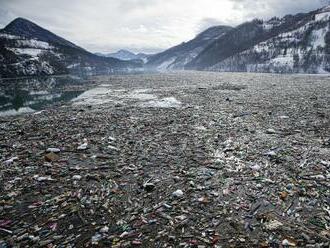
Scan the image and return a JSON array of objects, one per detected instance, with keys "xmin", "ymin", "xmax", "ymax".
[{"xmin": 1, "ymin": 72, "xmax": 330, "ymax": 247}]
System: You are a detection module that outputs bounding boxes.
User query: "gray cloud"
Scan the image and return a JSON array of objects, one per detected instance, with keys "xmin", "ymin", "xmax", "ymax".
[
  {"xmin": 230, "ymin": 0, "xmax": 324, "ymax": 20},
  {"xmin": 0, "ymin": 0, "xmax": 326, "ymax": 53},
  {"xmin": 197, "ymin": 18, "xmax": 230, "ymax": 32}
]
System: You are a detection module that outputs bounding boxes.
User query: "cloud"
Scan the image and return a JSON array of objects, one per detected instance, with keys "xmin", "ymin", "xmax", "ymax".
[
  {"xmin": 197, "ymin": 18, "xmax": 231, "ymax": 33},
  {"xmin": 0, "ymin": 0, "xmax": 326, "ymax": 53},
  {"xmin": 230, "ymin": 0, "xmax": 324, "ymax": 20}
]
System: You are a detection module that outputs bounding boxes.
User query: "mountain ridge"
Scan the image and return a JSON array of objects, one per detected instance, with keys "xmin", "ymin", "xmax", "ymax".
[
  {"xmin": 1, "ymin": 5, "xmax": 329, "ymax": 76},
  {"xmin": 147, "ymin": 5, "xmax": 330, "ymax": 73},
  {"xmin": 146, "ymin": 25, "xmax": 233, "ymax": 70},
  {"xmin": 2, "ymin": 18, "xmax": 81, "ymax": 50},
  {"xmin": 0, "ymin": 18, "xmax": 142, "ymax": 78},
  {"xmin": 96, "ymin": 49, "xmax": 150, "ymax": 62}
]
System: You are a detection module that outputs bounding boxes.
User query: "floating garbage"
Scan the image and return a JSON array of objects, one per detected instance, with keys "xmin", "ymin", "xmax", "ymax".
[
  {"xmin": 172, "ymin": 189, "xmax": 184, "ymax": 197},
  {"xmin": 46, "ymin": 148, "xmax": 61, "ymax": 153},
  {"xmin": 0, "ymin": 72, "xmax": 329, "ymax": 247},
  {"xmin": 77, "ymin": 142, "xmax": 88, "ymax": 150}
]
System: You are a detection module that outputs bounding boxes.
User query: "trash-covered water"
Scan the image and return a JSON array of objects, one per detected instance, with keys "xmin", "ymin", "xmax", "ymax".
[
  {"xmin": 0, "ymin": 71, "xmax": 330, "ymax": 247},
  {"xmin": 0, "ymin": 73, "xmax": 185, "ymax": 116},
  {"xmin": 71, "ymin": 86, "xmax": 182, "ymax": 108}
]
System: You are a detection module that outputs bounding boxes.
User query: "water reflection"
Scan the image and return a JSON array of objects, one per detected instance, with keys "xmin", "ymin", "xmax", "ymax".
[{"xmin": 0, "ymin": 76, "xmax": 87, "ymax": 116}]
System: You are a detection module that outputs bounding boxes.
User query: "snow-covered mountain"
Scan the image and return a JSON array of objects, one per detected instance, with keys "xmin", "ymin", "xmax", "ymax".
[
  {"xmin": 147, "ymin": 5, "xmax": 330, "ymax": 74},
  {"xmin": 2, "ymin": 5, "xmax": 329, "ymax": 77},
  {"xmin": 187, "ymin": 6, "xmax": 330, "ymax": 73},
  {"xmin": 0, "ymin": 18, "xmax": 142, "ymax": 78},
  {"xmin": 96, "ymin": 49, "xmax": 150, "ymax": 63},
  {"xmin": 146, "ymin": 25, "xmax": 233, "ymax": 70}
]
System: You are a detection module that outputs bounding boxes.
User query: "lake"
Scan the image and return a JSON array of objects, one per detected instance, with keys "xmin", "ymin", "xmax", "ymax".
[
  {"xmin": 1, "ymin": 72, "xmax": 329, "ymax": 117},
  {"xmin": 0, "ymin": 75, "xmax": 89, "ymax": 116}
]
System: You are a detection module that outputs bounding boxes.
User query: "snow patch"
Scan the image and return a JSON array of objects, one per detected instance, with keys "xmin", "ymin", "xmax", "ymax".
[
  {"xmin": 270, "ymin": 55, "xmax": 294, "ymax": 66},
  {"xmin": 29, "ymin": 90, "xmax": 49, "ymax": 95},
  {"xmin": 315, "ymin": 12, "xmax": 330, "ymax": 21},
  {"xmin": 157, "ymin": 57, "xmax": 176, "ymax": 71},
  {"xmin": 0, "ymin": 33, "xmax": 21, "ymax": 39},
  {"xmin": 17, "ymin": 39, "xmax": 52, "ymax": 49},
  {"xmin": 8, "ymin": 48, "xmax": 45, "ymax": 57},
  {"xmin": 263, "ymin": 23, "xmax": 274, "ymax": 31},
  {"xmin": 311, "ymin": 27, "xmax": 328, "ymax": 48}
]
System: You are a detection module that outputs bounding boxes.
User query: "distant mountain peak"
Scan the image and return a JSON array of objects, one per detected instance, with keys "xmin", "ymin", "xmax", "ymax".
[
  {"xmin": 96, "ymin": 49, "xmax": 149, "ymax": 62},
  {"xmin": 117, "ymin": 49, "xmax": 133, "ymax": 53}
]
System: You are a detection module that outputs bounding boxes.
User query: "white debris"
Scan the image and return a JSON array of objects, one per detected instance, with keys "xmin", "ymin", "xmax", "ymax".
[
  {"xmin": 172, "ymin": 189, "xmax": 184, "ymax": 197},
  {"xmin": 265, "ymin": 150, "xmax": 277, "ymax": 157},
  {"xmin": 309, "ymin": 174, "xmax": 326, "ymax": 180},
  {"xmin": 7, "ymin": 48, "xmax": 45, "ymax": 57},
  {"xmin": 108, "ymin": 145, "xmax": 119, "ymax": 151},
  {"xmin": 119, "ymin": 231, "xmax": 129, "ymax": 238},
  {"xmin": 33, "ymin": 110, "xmax": 46, "ymax": 115},
  {"xmin": 33, "ymin": 175, "xmax": 55, "ymax": 182},
  {"xmin": 265, "ymin": 220, "xmax": 283, "ymax": 230},
  {"xmin": 251, "ymin": 164, "xmax": 261, "ymax": 171},
  {"xmin": 77, "ymin": 143, "xmax": 88, "ymax": 150},
  {"xmin": 72, "ymin": 175, "xmax": 82, "ymax": 180},
  {"xmin": 282, "ymin": 238, "xmax": 296, "ymax": 246},
  {"xmin": 99, "ymin": 226, "xmax": 109, "ymax": 233},
  {"xmin": 266, "ymin": 128, "xmax": 276, "ymax": 134},
  {"xmin": 3, "ymin": 156, "xmax": 19, "ymax": 165},
  {"xmin": 47, "ymin": 148, "xmax": 61, "ymax": 153},
  {"xmin": 141, "ymin": 97, "xmax": 182, "ymax": 108},
  {"xmin": 91, "ymin": 233, "xmax": 102, "ymax": 244}
]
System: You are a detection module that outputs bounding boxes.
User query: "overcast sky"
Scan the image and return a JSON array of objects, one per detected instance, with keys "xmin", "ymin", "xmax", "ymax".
[{"xmin": 0, "ymin": 0, "xmax": 327, "ymax": 53}]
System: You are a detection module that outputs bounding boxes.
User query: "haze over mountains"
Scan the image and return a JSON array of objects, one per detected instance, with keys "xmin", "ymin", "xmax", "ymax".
[
  {"xmin": 148, "ymin": 5, "xmax": 330, "ymax": 73},
  {"xmin": 95, "ymin": 50, "xmax": 149, "ymax": 63},
  {"xmin": 146, "ymin": 25, "xmax": 233, "ymax": 70},
  {"xmin": 0, "ymin": 5, "xmax": 329, "ymax": 77}
]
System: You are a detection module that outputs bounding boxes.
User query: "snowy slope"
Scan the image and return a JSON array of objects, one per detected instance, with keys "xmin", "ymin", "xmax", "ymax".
[
  {"xmin": 0, "ymin": 33, "xmax": 66, "ymax": 77},
  {"xmin": 146, "ymin": 25, "xmax": 232, "ymax": 70},
  {"xmin": 209, "ymin": 6, "xmax": 330, "ymax": 73}
]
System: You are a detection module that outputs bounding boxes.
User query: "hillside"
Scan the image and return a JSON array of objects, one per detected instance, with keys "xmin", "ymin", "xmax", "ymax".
[
  {"xmin": 146, "ymin": 25, "xmax": 232, "ymax": 70},
  {"xmin": 0, "ymin": 18, "xmax": 142, "ymax": 78},
  {"xmin": 146, "ymin": 6, "xmax": 330, "ymax": 74}
]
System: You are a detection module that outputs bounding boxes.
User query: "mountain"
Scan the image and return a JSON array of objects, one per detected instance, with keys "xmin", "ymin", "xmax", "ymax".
[
  {"xmin": 146, "ymin": 25, "xmax": 233, "ymax": 70},
  {"xmin": 0, "ymin": 18, "xmax": 142, "ymax": 78},
  {"xmin": 135, "ymin": 53, "xmax": 150, "ymax": 63},
  {"xmin": 2, "ymin": 17, "xmax": 80, "ymax": 49},
  {"xmin": 145, "ymin": 6, "xmax": 330, "ymax": 74},
  {"xmin": 186, "ymin": 6, "xmax": 330, "ymax": 73},
  {"xmin": 207, "ymin": 6, "xmax": 330, "ymax": 73},
  {"xmin": 96, "ymin": 49, "xmax": 150, "ymax": 63}
]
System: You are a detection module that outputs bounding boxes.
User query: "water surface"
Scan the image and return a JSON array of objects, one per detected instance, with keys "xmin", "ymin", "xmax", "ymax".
[{"xmin": 0, "ymin": 76, "xmax": 87, "ymax": 116}]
